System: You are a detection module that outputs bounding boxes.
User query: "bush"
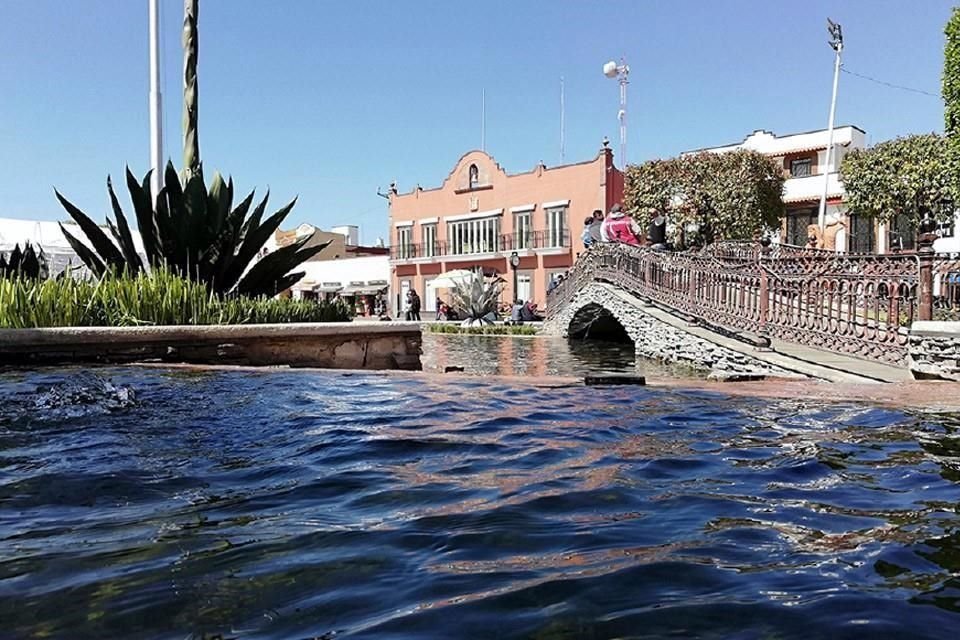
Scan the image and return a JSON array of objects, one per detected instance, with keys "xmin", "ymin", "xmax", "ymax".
[
  {"xmin": 426, "ymin": 323, "xmax": 539, "ymax": 335},
  {"xmin": 0, "ymin": 269, "xmax": 352, "ymax": 328}
]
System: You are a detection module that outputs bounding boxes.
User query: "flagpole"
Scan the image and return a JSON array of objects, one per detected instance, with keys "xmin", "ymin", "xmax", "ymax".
[
  {"xmin": 149, "ymin": 0, "xmax": 163, "ymax": 201},
  {"xmin": 481, "ymin": 88, "xmax": 486, "ymax": 152}
]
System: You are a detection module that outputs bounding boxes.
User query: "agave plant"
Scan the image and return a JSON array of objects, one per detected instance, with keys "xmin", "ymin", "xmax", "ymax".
[
  {"xmin": 0, "ymin": 243, "xmax": 49, "ymax": 280},
  {"xmin": 54, "ymin": 162, "xmax": 328, "ymax": 297},
  {"xmin": 449, "ymin": 272, "xmax": 505, "ymax": 327}
]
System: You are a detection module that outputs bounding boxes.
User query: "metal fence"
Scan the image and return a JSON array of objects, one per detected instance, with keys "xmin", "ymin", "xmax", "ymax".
[{"xmin": 549, "ymin": 241, "xmax": 954, "ymax": 365}]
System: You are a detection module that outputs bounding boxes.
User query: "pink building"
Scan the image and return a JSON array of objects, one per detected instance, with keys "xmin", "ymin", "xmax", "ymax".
[{"xmin": 388, "ymin": 145, "xmax": 624, "ymax": 316}]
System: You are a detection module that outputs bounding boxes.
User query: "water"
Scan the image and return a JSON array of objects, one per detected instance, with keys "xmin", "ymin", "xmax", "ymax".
[
  {"xmin": 2, "ymin": 367, "xmax": 960, "ymax": 639},
  {"xmin": 421, "ymin": 333, "xmax": 700, "ymax": 378}
]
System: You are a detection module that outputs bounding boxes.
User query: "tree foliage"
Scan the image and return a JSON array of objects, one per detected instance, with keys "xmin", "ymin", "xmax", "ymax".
[
  {"xmin": 55, "ymin": 162, "xmax": 328, "ymax": 298},
  {"xmin": 944, "ymin": 7, "xmax": 960, "ymax": 199},
  {"xmin": 623, "ymin": 150, "xmax": 784, "ymax": 247},
  {"xmin": 840, "ymin": 134, "xmax": 954, "ymax": 224}
]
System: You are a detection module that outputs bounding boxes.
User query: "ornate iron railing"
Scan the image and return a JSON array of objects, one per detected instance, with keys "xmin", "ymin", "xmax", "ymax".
[{"xmin": 548, "ymin": 242, "xmax": 946, "ymax": 365}]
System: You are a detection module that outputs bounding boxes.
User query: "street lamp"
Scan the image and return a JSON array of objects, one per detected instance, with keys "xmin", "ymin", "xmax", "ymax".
[
  {"xmin": 603, "ymin": 58, "xmax": 630, "ymax": 167},
  {"xmin": 818, "ymin": 19, "xmax": 844, "ymax": 231},
  {"xmin": 509, "ymin": 251, "xmax": 520, "ymax": 301}
]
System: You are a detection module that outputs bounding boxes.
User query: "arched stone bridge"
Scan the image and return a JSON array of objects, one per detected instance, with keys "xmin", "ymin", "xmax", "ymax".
[{"xmin": 544, "ymin": 242, "xmax": 959, "ymax": 381}]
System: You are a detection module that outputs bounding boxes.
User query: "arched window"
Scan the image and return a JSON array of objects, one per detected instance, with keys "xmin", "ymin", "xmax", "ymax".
[{"xmin": 468, "ymin": 164, "xmax": 479, "ymax": 189}]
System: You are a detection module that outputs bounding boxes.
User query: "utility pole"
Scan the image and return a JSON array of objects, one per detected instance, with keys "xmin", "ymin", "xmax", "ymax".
[
  {"xmin": 148, "ymin": 0, "xmax": 163, "ymax": 201},
  {"xmin": 818, "ymin": 19, "xmax": 843, "ymax": 230}
]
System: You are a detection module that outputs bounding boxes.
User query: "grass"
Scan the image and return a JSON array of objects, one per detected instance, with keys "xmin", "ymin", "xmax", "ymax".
[
  {"xmin": 0, "ymin": 269, "xmax": 353, "ymax": 328},
  {"xmin": 426, "ymin": 322, "xmax": 540, "ymax": 335}
]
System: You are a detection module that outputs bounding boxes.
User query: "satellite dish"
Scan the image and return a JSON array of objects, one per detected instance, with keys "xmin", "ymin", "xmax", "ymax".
[{"xmin": 603, "ymin": 61, "xmax": 618, "ymax": 78}]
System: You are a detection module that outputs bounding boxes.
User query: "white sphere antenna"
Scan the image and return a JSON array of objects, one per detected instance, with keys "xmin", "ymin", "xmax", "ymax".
[{"xmin": 603, "ymin": 57, "xmax": 630, "ymax": 166}]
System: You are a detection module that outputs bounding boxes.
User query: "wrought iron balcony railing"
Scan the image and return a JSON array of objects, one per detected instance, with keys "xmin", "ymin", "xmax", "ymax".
[{"xmin": 390, "ymin": 228, "xmax": 571, "ymax": 260}]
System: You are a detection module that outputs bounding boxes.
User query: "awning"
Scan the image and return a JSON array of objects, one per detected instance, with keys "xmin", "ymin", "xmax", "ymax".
[
  {"xmin": 313, "ymin": 284, "xmax": 342, "ymax": 293},
  {"xmin": 341, "ymin": 285, "xmax": 387, "ymax": 295}
]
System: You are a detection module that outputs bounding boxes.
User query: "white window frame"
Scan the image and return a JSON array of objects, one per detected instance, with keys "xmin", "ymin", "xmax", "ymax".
[
  {"xmin": 545, "ymin": 206, "xmax": 567, "ymax": 248},
  {"xmin": 397, "ymin": 226, "xmax": 413, "ymax": 259},
  {"xmin": 422, "ymin": 223, "xmax": 437, "ymax": 258}
]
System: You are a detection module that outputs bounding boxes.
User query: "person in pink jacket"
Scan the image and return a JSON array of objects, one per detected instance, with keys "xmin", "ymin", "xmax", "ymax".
[{"xmin": 600, "ymin": 203, "xmax": 643, "ymax": 246}]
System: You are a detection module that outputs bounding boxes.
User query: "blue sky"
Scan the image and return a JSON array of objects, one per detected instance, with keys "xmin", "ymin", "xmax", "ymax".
[{"xmin": 0, "ymin": 0, "xmax": 952, "ymax": 242}]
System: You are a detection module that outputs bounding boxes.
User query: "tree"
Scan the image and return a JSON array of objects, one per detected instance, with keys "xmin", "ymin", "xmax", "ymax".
[
  {"xmin": 944, "ymin": 7, "xmax": 960, "ymax": 200},
  {"xmin": 623, "ymin": 149, "xmax": 784, "ymax": 246},
  {"xmin": 840, "ymin": 134, "xmax": 954, "ymax": 225}
]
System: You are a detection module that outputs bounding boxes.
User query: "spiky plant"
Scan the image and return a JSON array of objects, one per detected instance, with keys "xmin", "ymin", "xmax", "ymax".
[
  {"xmin": 449, "ymin": 272, "xmax": 504, "ymax": 327},
  {"xmin": 0, "ymin": 243, "xmax": 49, "ymax": 280},
  {"xmin": 54, "ymin": 163, "xmax": 327, "ymax": 297}
]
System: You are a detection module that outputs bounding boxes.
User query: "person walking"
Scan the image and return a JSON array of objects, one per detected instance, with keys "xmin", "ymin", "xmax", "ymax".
[{"xmin": 407, "ymin": 289, "xmax": 422, "ymax": 321}]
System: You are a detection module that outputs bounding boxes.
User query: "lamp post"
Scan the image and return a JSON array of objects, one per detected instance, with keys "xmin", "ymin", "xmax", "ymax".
[
  {"xmin": 818, "ymin": 19, "xmax": 843, "ymax": 231},
  {"xmin": 603, "ymin": 58, "xmax": 630, "ymax": 167},
  {"xmin": 510, "ymin": 251, "xmax": 520, "ymax": 301}
]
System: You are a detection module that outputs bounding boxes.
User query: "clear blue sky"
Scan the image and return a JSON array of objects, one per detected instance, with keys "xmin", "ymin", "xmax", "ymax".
[{"xmin": 0, "ymin": 0, "xmax": 952, "ymax": 243}]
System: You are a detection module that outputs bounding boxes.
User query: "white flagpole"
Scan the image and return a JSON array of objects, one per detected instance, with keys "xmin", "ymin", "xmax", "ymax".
[
  {"xmin": 560, "ymin": 76, "xmax": 565, "ymax": 164},
  {"xmin": 148, "ymin": 0, "xmax": 163, "ymax": 201},
  {"xmin": 481, "ymin": 88, "xmax": 486, "ymax": 152}
]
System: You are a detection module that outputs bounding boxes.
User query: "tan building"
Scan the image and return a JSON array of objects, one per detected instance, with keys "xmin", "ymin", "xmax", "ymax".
[{"xmin": 388, "ymin": 145, "xmax": 624, "ymax": 315}]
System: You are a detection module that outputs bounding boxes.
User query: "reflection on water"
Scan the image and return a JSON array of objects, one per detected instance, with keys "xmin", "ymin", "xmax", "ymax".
[
  {"xmin": 1, "ymin": 368, "xmax": 959, "ymax": 639},
  {"xmin": 422, "ymin": 333, "xmax": 702, "ymax": 378}
]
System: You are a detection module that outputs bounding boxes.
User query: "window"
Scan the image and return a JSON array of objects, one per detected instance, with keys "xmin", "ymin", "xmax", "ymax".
[
  {"xmin": 785, "ymin": 208, "xmax": 816, "ymax": 246},
  {"xmin": 889, "ymin": 214, "xmax": 916, "ymax": 252},
  {"xmin": 397, "ymin": 226, "xmax": 413, "ymax": 259},
  {"xmin": 513, "ymin": 211, "xmax": 532, "ymax": 249},
  {"xmin": 517, "ymin": 272, "xmax": 533, "ymax": 304},
  {"xmin": 546, "ymin": 207, "xmax": 567, "ymax": 248},
  {"xmin": 422, "ymin": 223, "xmax": 437, "ymax": 258},
  {"xmin": 468, "ymin": 164, "xmax": 479, "ymax": 189},
  {"xmin": 790, "ymin": 158, "xmax": 812, "ymax": 178},
  {"xmin": 447, "ymin": 216, "xmax": 501, "ymax": 255},
  {"xmin": 847, "ymin": 213, "xmax": 874, "ymax": 253}
]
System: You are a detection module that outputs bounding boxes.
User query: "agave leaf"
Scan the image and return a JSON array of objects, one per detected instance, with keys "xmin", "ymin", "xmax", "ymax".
[
  {"xmin": 234, "ymin": 232, "xmax": 312, "ymax": 297},
  {"xmin": 59, "ymin": 223, "xmax": 107, "ymax": 276},
  {"xmin": 54, "ymin": 190, "xmax": 126, "ymax": 270},
  {"xmin": 209, "ymin": 188, "xmax": 255, "ymax": 289},
  {"xmin": 107, "ymin": 175, "xmax": 144, "ymax": 272},
  {"xmin": 126, "ymin": 167, "xmax": 160, "ymax": 266},
  {"xmin": 182, "ymin": 171, "xmax": 209, "ymax": 276},
  {"xmin": 207, "ymin": 171, "xmax": 232, "ymax": 236},
  {"xmin": 222, "ymin": 195, "xmax": 296, "ymax": 293}
]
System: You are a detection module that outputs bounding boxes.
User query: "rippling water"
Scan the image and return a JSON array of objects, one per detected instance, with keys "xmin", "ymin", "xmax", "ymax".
[
  {"xmin": 2, "ymin": 367, "xmax": 960, "ymax": 639},
  {"xmin": 421, "ymin": 333, "xmax": 700, "ymax": 378}
]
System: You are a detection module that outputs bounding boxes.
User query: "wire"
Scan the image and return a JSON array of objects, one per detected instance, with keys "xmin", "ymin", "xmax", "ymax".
[{"xmin": 840, "ymin": 66, "xmax": 942, "ymax": 100}]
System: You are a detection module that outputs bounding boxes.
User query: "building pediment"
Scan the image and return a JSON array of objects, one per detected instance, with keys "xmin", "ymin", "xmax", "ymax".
[{"xmin": 439, "ymin": 150, "xmax": 506, "ymax": 193}]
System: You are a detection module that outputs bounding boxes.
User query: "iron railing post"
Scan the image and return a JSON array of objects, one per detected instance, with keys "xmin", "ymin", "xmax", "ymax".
[{"xmin": 918, "ymin": 232, "xmax": 936, "ymax": 321}]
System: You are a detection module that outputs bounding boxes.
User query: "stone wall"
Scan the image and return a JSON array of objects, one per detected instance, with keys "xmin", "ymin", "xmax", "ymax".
[
  {"xmin": 543, "ymin": 282, "xmax": 799, "ymax": 378},
  {"xmin": 0, "ymin": 322, "xmax": 422, "ymax": 370},
  {"xmin": 908, "ymin": 321, "xmax": 960, "ymax": 381}
]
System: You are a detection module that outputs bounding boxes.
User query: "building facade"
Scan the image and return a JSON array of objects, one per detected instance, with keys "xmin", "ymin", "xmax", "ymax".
[
  {"xmin": 689, "ymin": 126, "xmax": 891, "ymax": 252},
  {"xmin": 388, "ymin": 146, "xmax": 624, "ymax": 315},
  {"xmin": 267, "ymin": 223, "xmax": 390, "ymax": 316}
]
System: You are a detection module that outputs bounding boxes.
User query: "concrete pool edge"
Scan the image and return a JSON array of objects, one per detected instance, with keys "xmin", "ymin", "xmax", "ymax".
[{"xmin": 0, "ymin": 322, "xmax": 423, "ymax": 370}]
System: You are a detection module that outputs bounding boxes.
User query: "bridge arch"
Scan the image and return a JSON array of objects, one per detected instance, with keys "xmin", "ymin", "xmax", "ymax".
[{"xmin": 567, "ymin": 302, "xmax": 632, "ymax": 343}]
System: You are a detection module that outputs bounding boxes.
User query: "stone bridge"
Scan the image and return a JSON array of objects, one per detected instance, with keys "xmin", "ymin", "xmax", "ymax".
[{"xmin": 544, "ymin": 242, "xmax": 960, "ymax": 382}]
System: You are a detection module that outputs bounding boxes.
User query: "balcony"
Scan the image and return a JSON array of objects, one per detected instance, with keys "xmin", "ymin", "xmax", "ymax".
[{"xmin": 390, "ymin": 229, "xmax": 570, "ymax": 262}]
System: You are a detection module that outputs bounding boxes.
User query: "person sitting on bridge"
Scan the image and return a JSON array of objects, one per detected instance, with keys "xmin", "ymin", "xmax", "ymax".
[{"xmin": 601, "ymin": 203, "xmax": 643, "ymax": 246}]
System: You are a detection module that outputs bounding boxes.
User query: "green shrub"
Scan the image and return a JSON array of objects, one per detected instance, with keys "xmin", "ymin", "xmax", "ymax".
[
  {"xmin": 426, "ymin": 323, "xmax": 539, "ymax": 336},
  {"xmin": 0, "ymin": 269, "xmax": 352, "ymax": 328}
]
